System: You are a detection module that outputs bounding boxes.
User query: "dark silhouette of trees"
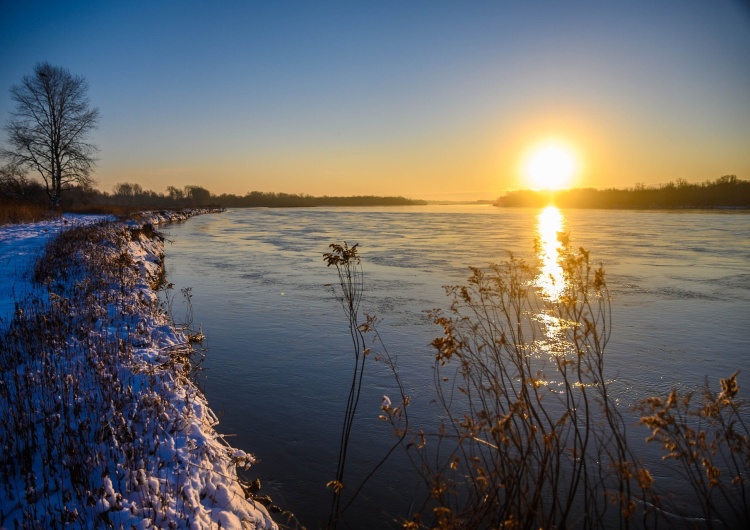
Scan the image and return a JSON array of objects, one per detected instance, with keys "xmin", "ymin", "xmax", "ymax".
[
  {"xmin": 0, "ymin": 167, "xmax": 424, "ymax": 212},
  {"xmin": 495, "ymin": 176, "xmax": 750, "ymax": 209},
  {"xmin": 0, "ymin": 161, "xmax": 46, "ymax": 202},
  {"xmin": 96, "ymin": 184, "xmax": 421, "ymax": 209},
  {"xmin": 166, "ymin": 186, "xmax": 185, "ymax": 202},
  {"xmin": 216, "ymin": 191, "xmax": 424, "ymax": 207},
  {"xmin": 100, "ymin": 183, "xmax": 215, "ymax": 208},
  {"xmin": 1, "ymin": 62, "xmax": 100, "ymax": 209},
  {"xmin": 112, "ymin": 182, "xmax": 144, "ymax": 198},
  {"xmin": 184, "ymin": 185, "xmax": 212, "ymax": 205}
]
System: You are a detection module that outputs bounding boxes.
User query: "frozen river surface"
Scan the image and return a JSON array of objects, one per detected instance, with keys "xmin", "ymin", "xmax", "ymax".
[{"xmin": 162, "ymin": 205, "xmax": 750, "ymax": 528}]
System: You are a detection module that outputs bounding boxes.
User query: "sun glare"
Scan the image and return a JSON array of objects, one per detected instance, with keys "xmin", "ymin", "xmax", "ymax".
[{"xmin": 523, "ymin": 141, "xmax": 578, "ymax": 190}]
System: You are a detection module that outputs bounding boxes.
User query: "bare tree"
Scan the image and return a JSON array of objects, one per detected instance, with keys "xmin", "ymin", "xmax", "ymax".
[
  {"xmin": 1, "ymin": 62, "xmax": 99, "ymax": 208},
  {"xmin": 166, "ymin": 185, "xmax": 184, "ymax": 202},
  {"xmin": 0, "ymin": 161, "xmax": 33, "ymax": 200},
  {"xmin": 184, "ymin": 185, "xmax": 212, "ymax": 205},
  {"xmin": 112, "ymin": 182, "xmax": 143, "ymax": 197}
]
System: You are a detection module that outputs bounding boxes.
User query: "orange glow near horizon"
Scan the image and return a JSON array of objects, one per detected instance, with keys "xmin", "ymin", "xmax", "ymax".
[{"xmin": 522, "ymin": 140, "xmax": 580, "ymax": 191}]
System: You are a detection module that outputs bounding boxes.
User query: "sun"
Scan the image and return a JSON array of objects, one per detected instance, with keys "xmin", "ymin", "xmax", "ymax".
[{"xmin": 523, "ymin": 141, "xmax": 578, "ymax": 190}]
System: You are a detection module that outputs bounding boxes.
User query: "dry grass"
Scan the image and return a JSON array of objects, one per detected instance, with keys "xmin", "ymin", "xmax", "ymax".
[
  {"xmin": 638, "ymin": 372, "xmax": 749, "ymax": 528},
  {"xmin": 328, "ymin": 239, "xmax": 749, "ymax": 529},
  {"xmin": 0, "ymin": 201, "xmax": 58, "ymax": 225},
  {"xmin": 389, "ymin": 247, "xmax": 653, "ymax": 529},
  {"xmin": 0, "ymin": 201, "xmax": 194, "ymax": 223},
  {"xmin": 61, "ymin": 204, "xmax": 162, "ymax": 216}
]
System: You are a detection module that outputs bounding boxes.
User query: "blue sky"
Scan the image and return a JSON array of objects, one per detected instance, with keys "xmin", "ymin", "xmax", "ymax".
[{"xmin": 1, "ymin": 0, "xmax": 749, "ymax": 200}]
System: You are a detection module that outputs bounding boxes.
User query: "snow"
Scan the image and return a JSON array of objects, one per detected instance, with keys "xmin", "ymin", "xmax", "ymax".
[
  {"xmin": 0, "ymin": 214, "xmax": 111, "ymax": 325},
  {"xmin": 0, "ymin": 209, "xmax": 277, "ymax": 529}
]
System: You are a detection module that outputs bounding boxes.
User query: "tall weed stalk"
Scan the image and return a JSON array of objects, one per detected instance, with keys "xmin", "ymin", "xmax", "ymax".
[
  {"xmin": 323, "ymin": 242, "xmax": 367, "ymax": 529},
  {"xmin": 324, "ymin": 241, "xmax": 415, "ymax": 530}
]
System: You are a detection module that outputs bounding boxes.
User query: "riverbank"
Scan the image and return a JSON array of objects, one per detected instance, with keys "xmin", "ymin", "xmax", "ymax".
[{"xmin": 0, "ymin": 209, "xmax": 277, "ymax": 529}]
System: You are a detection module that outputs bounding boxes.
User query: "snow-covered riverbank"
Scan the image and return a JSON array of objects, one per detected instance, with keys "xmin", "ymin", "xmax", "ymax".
[
  {"xmin": 0, "ymin": 209, "xmax": 224, "ymax": 325},
  {"xmin": 0, "ymin": 209, "xmax": 277, "ymax": 529}
]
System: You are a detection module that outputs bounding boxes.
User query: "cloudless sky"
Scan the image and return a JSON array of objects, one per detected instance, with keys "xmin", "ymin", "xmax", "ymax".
[{"xmin": 1, "ymin": 0, "xmax": 749, "ymax": 200}]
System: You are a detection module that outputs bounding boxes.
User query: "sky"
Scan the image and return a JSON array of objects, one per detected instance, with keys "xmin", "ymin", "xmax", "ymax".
[{"xmin": 1, "ymin": 0, "xmax": 749, "ymax": 201}]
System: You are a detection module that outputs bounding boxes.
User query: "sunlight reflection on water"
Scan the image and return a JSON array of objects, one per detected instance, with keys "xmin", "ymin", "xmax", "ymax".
[
  {"xmin": 533, "ymin": 206, "xmax": 573, "ymax": 362},
  {"xmin": 535, "ymin": 205, "xmax": 566, "ymax": 302}
]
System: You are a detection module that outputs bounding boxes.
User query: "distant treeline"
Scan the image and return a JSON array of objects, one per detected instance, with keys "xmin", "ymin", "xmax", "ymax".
[
  {"xmin": 215, "ymin": 191, "xmax": 425, "ymax": 207},
  {"xmin": 0, "ymin": 176, "xmax": 425, "ymax": 210},
  {"xmin": 103, "ymin": 184, "xmax": 424, "ymax": 208},
  {"xmin": 495, "ymin": 175, "xmax": 750, "ymax": 209}
]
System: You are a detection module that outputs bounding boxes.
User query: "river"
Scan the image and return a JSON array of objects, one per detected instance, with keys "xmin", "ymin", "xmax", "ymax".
[{"xmin": 162, "ymin": 205, "xmax": 750, "ymax": 528}]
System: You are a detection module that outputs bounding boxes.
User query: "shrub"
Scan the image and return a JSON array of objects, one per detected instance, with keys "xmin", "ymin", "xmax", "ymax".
[
  {"xmin": 384, "ymin": 245, "xmax": 652, "ymax": 528},
  {"xmin": 638, "ymin": 371, "xmax": 749, "ymax": 528}
]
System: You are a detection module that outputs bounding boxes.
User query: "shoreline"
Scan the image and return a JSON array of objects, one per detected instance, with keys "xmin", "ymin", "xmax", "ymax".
[{"xmin": 0, "ymin": 208, "xmax": 277, "ymax": 529}]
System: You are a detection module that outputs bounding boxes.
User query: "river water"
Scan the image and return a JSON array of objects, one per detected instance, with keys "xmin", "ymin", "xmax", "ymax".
[{"xmin": 162, "ymin": 205, "xmax": 750, "ymax": 528}]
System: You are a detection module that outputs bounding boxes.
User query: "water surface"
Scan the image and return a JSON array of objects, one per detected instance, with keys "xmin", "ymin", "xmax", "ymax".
[{"xmin": 163, "ymin": 205, "xmax": 750, "ymax": 528}]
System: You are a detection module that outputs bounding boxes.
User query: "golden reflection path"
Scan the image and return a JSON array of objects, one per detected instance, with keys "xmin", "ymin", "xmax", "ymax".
[
  {"xmin": 533, "ymin": 206, "xmax": 605, "ymax": 390},
  {"xmin": 533, "ymin": 206, "xmax": 573, "ymax": 365},
  {"xmin": 535, "ymin": 206, "xmax": 566, "ymax": 302}
]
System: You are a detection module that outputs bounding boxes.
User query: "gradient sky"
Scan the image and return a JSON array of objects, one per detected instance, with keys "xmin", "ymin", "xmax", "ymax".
[{"xmin": 1, "ymin": 0, "xmax": 749, "ymax": 201}]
